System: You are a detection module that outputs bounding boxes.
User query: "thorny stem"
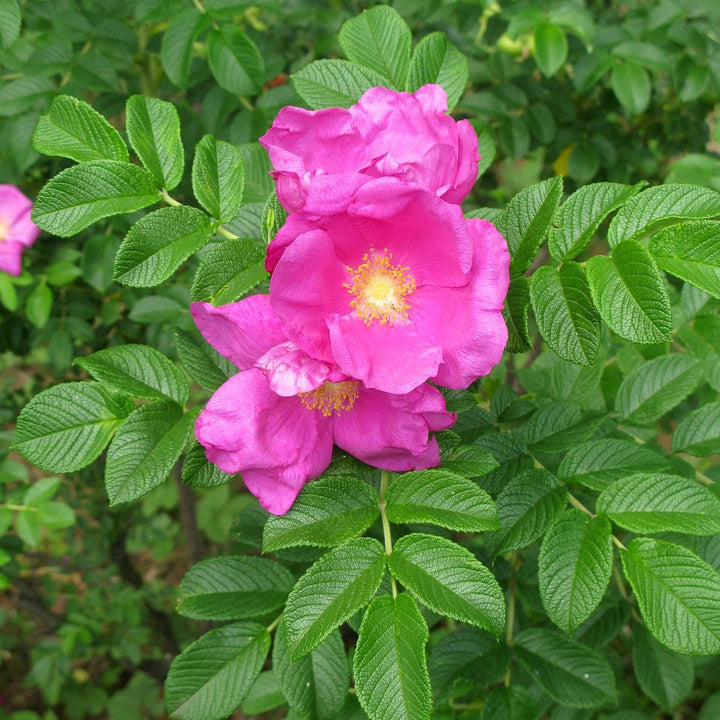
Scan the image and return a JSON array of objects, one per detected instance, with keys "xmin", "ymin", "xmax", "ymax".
[{"xmin": 379, "ymin": 470, "xmax": 398, "ymax": 599}]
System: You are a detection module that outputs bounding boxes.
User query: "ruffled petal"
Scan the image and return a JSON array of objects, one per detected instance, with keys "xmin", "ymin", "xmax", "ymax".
[
  {"xmin": 196, "ymin": 369, "xmax": 333, "ymax": 514},
  {"xmin": 191, "ymin": 296, "xmax": 287, "ymax": 371},
  {"xmin": 441, "ymin": 119, "xmax": 480, "ymax": 204},
  {"xmin": 0, "ymin": 239, "xmax": 24, "ymax": 276},
  {"xmin": 256, "ymin": 341, "xmax": 333, "ymax": 396},
  {"xmin": 332, "ymin": 383, "xmax": 454, "ymax": 471},
  {"xmin": 328, "ymin": 314, "xmax": 442, "ymax": 394},
  {"xmin": 270, "ymin": 229, "xmax": 350, "ymax": 362},
  {"xmin": 467, "ymin": 219, "xmax": 511, "ymax": 310}
]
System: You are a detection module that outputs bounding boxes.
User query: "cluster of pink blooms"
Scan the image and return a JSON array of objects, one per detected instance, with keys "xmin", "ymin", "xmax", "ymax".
[
  {"xmin": 193, "ymin": 85, "xmax": 510, "ymax": 514},
  {"xmin": 0, "ymin": 185, "xmax": 39, "ymax": 276}
]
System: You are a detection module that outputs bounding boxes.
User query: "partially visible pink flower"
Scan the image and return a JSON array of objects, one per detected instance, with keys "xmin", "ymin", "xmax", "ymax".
[
  {"xmin": 266, "ymin": 175, "xmax": 510, "ymax": 394},
  {"xmin": 192, "ymin": 297, "xmax": 455, "ymax": 514},
  {"xmin": 0, "ymin": 185, "xmax": 39, "ymax": 276},
  {"xmin": 259, "ymin": 84, "xmax": 479, "ymax": 212}
]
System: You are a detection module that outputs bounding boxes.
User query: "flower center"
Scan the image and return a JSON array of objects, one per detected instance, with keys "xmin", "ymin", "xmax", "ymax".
[
  {"xmin": 299, "ymin": 381, "xmax": 359, "ymax": 416},
  {"xmin": 345, "ymin": 248, "xmax": 416, "ymax": 325},
  {"xmin": 0, "ymin": 219, "xmax": 7, "ymax": 241}
]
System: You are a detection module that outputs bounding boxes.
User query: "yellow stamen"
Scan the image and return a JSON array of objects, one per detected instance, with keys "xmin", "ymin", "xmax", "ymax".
[
  {"xmin": 345, "ymin": 248, "xmax": 416, "ymax": 325},
  {"xmin": 299, "ymin": 381, "xmax": 359, "ymax": 416}
]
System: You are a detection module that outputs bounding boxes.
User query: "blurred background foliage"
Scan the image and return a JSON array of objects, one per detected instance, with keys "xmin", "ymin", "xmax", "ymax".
[{"xmin": 1, "ymin": 0, "xmax": 720, "ymax": 718}]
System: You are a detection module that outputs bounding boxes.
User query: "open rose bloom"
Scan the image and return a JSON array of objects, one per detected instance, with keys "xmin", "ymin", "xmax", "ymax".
[
  {"xmin": 194, "ymin": 85, "xmax": 510, "ymax": 514},
  {"xmin": 260, "ymin": 84, "xmax": 480, "ymax": 212},
  {"xmin": 192, "ymin": 297, "xmax": 455, "ymax": 514},
  {"xmin": 0, "ymin": 185, "xmax": 40, "ymax": 276}
]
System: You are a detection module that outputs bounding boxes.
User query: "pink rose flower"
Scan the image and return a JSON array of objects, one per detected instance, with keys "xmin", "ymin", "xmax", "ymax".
[
  {"xmin": 259, "ymin": 84, "xmax": 479, "ymax": 212},
  {"xmin": 266, "ymin": 175, "xmax": 510, "ymax": 395},
  {"xmin": 0, "ymin": 185, "xmax": 40, "ymax": 276},
  {"xmin": 191, "ymin": 296, "xmax": 456, "ymax": 514}
]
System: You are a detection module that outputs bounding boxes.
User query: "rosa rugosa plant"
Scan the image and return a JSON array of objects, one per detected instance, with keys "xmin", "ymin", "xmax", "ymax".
[{"xmin": 7, "ymin": 4, "xmax": 720, "ymax": 720}]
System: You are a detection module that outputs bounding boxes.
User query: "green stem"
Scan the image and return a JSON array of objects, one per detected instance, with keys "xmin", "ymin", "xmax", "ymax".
[
  {"xmin": 162, "ymin": 189, "xmax": 181, "ymax": 206},
  {"xmin": 379, "ymin": 470, "xmax": 398, "ymax": 599},
  {"xmin": 504, "ymin": 551, "xmax": 517, "ymax": 687},
  {"xmin": 191, "ymin": 0, "xmax": 206, "ymax": 12},
  {"xmin": 611, "ymin": 534, "xmax": 627, "ymax": 551},
  {"xmin": 162, "ymin": 190, "xmax": 239, "ymax": 239},
  {"xmin": 4, "ymin": 504, "xmax": 33, "ymax": 512},
  {"xmin": 568, "ymin": 492, "xmax": 595, "ymax": 517},
  {"xmin": 266, "ymin": 614, "xmax": 282, "ymax": 633}
]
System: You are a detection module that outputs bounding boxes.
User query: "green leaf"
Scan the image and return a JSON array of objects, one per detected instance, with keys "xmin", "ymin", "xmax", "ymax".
[
  {"xmin": 597, "ymin": 472, "xmax": 720, "ymax": 535},
  {"xmin": 182, "ymin": 440, "xmax": 232, "ymax": 488},
  {"xmin": 586, "ymin": 240, "xmax": 672, "ymax": 344},
  {"xmin": 429, "ymin": 627, "xmax": 507, "ymax": 702},
  {"xmin": 165, "ymin": 621, "xmax": 270, "ymax": 720},
  {"xmin": 496, "ymin": 176, "xmax": 563, "ymax": 276},
  {"xmin": 23, "ymin": 477, "xmax": 61, "ymax": 505},
  {"xmin": 521, "ymin": 402, "xmax": 601, "ymax": 454},
  {"xmin": 192, "ymin": 134, "xmax": 245, "ymax": 222},
  {"xmin": 338, "ymin": 6, "xmax": 411, "ymax": 89},
  {"xmin": 0, "ymin": 76, "xmax": 53, "ymax": 117},
  {"xmin": 442, "ymin": 445, "xmax": 500, "ymax": 478},
  {"xmin": 16, "ymin": 509, "xmax": 41, "ymax": 547},
  {"xmin": 32, "ymin": 160, "xmax": 161, "ymax": 237},
  {"xmin": 25, "ymin": 283, "xmax": 52, "ymax": 328},
  {"xmin": 474, "ymin": 121, "xmax": 497, "ymax": 178},
  {"xmin": 75, "ymin": 344, "xmax": 189, "ymax": 404},
  {"xmin": 385, "ymin": 469, "xmax": 500, "ymax": 532},
  {"xmin": 558, "ymin": 438, "xmax": 670, "ymax": 490},
  {"xmin": 611, "ymin": 62, "xmax": 651, "ymax": 114},
  {"xmin": 241, "ymin": 671, "xmax": 284, "ymax": 716},
  {"xmin": 284, "ymin": 538, "xmax": 386, "ymax": 658},
  {"xmin": 263, "ymin": 475, "xmax": 379, "ymax": 552},
  {"xmin": 190, "ymin": 237, "xmax": 267, "ymax": 305},
  {"xmin": 15, "ymin": 382, "xmax": 129, "ymax": 473},
  {"xmin": 114, "ymin": 205, "xmax": 211, "ymax": 287},
  {"xmin": 539, "ymin": 510, "xmax": 613, "ymax": 633},
  {"xmin": 36, "ymin": 501, "xmax": 75, "ymax": 528},
  {"xmin": 207, "ymin": 26, "xmax": 264, "ymax": 96},
  {"xmin": 503, "ymin": 277, "xmax": 532, "ymax": 352},
  {"xmin": 649, "ymin": 220, "xmax": 720, "ymax": 298},
  {"xmin": 481, "ymin": 685, "xmax": 538, "ymax": 720},
  {"xmin": 514, "ymin": 628, "xmax": 617, "ymax": 707},
  {"xmin": 621, "ymin": 538, "xmax": 720, "ymax": 655},
  {"xmin": 533, "ymin": 23, "xmax": 567, "ymax": 77},
  {"xmin": 353, "ymin": 594, "xmax": 431, "ymax": 720},
  {"xmin": 407, "ymin": 32, "xmax": 468, "ymax": 111},
  {"xmin": 486, "ymin": 469, "xmax": 568, "ymax": 556},
  {"xmin": 611, "ymin": 42, "xmax": 672, "ymax": 74},
  {"xmin": 548, "ymin": 181, "xmax": 645, "ymax": 261},
  {"xmin": 0, "ymin": 0, "xmax": 21, "ymax": 50},
  {"xmin": 261, "ymin": 191, "xmax": 287, "ymax": 246},
  {"xmin": 388, "ymin": 533, "xmax": 505, "ymax": 636},
  {"xmin": 105, "ymin": 402, "xmax": 198, "ymax": 505},
  {"xmin": 33, "ymin": 95, "xmax": 128, "ymax": 163},
  {"xmin": 615, "ymin": 354, "xmax": 702, "ymax": 425},
  {"xmin": 177, "ymin": 555, "xmax": 294, "ymax": 620},
  {"xmin": 632, "ymin": 625, "xmax": 693, "ymax": 711},
  {"xmin": 126, "ymin": 95, "xmax": 184, "ymax": 191},
  {"xmin": 160, "ymin": 8, "xmax": 209, "ymax": 89},
  {"xmin": 608, "ymin": 184, "xmax": 720, "ymax": 248},
  {"xmin": 273, "ymin": 622, "xmax": 348, "ymax": 720},
  {"xmin": 530, "ymin": 263, "xmax": 600, "ymax": 365},
  {"xmin": 129, "ymin": 295, "xmax": 183, "ymax": 323},
  {"xmin": 292, "ymin": 59, "xmax": 387, "ymax": 110},
  {"xmin": 673, "ymin": 402, "xmax": 720, "ymax": 456},
  {"xmin": 175, "ymin": 328, "xmax": 237, "ymax": 393}
]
